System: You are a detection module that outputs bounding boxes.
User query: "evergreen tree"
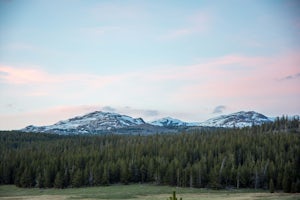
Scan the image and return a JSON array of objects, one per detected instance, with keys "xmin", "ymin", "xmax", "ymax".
[
  {"xmin": 36, "ymin": 172, "xmax": 45, "ymax": 188},
  {"xmin": 54, "ymin": 172, "xmax": 64, "ymax": 188},
  {"xmin": 291, "ymin": 182, "xmax": 297, "ymax": 193},
  {"xmin": 63, "ymin": 168, "xmax": 70, "ymax": 188},
  {"xmin": 20, "ymin": 168, "xmax": 34, "ymax": 188},
  {"xmin": 269, "ymin": 179, "xmax": 275, "ymax": 193},
  {"xmin": 101, "ymin": 167, "xmax": 109, "ymax": 186},
  {"xmin": 120, "ymin": 161, "xmax": 129, "ymax": 184},
  {"xmin": 209, "ymin": 167, "xmax": 221, "ymax": 189},
  {"xmin": 282, "ymin": 175, "xmax": 290, "ymax": 193},
  {"xmin": 72, "ymin": 169, "xmax": 83, "ymax": 188},
  {"xmin": 44, "ymin": 167, "xmax": 54, "ymax": 188}
]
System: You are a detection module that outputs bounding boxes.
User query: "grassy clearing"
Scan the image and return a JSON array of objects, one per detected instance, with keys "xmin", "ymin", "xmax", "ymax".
[{"xmin": 0, "ymin": 184, "xmax": 299, "ymax": 200}]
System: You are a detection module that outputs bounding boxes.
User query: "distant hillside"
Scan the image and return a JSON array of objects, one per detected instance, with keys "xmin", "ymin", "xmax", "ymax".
[
  {"xmin": 199, "ymin": 111, "xmax": 272, "ymax": 128},
  {"xmin": 20, "ymin": 110, "xmax": 286, "ymax": 135}
]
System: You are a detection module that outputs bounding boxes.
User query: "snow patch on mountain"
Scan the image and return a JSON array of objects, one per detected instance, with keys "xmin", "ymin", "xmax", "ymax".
[
  {"xmin": 150, "ymin": 117, "xmax": 200, "ymax": 127},
  {"xmin": 199, "ymin": 111, "xmax": 272, "ymax": 128},
  {"xmin": 150, "ymin": 117, "xmax": 187, "ymax": 127},
  {"xmin": 21, "ymin": 111, "xmax": 146, "ymax": 134},
  {"xmin": 20, "ymin": 110, "xmax": 278, "ymax": 135}
]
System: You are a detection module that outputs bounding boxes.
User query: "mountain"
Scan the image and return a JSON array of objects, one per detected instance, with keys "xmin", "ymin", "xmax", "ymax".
[
  {"xmin": 151, "ymin": 117, "xmax": 186, "ymax": 127},
  {"xmin": 199, "ymin": 111, "xmax": 272, "ymax": 128},
  {"xmin": 150, "ymin": 117, "xmax": 199, "ymax": 127},
  {"xmin": 21, "ymin": 110, "xmax": 274, "ymax": 135},
  {"xmin": 21, "ymin": 111, "xmax": 155, "ymax": 135}
]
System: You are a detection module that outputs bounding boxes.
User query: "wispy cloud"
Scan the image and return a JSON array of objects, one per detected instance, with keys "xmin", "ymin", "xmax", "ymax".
[
  {"xmin": 101, "ymin": 105, "xmax": 160, "ymax": 119},
  {"xmin": 1, "ymin": 50, "xmax": 299, "ymax": 129},
  {"xmin": 2, "ymin": 51, "xmax": 299, "ymax": 99},
  {"xmin": 280, "ymin": 72, "xmax": 300, "ymax": 81},
  {"xmin": 213, "ymin": 105, "xmax": 226, "ymax": 114},
  {"xmin": 0, "ymin": 66, "xmax": 55, "ymax": 84},
  {"xmin": 117, "ymin": 106, "xmax": 160, "ymax": 119},
  {"xmin": 0, "ymin": 65, "xmax": 123, "ymax": 86},
  {"xmin": 116, "ymin": 51, "xmax": 298, "ymax": 118},
  {"xmin": 102, "ymin": 106, "xmax": 116, "ymax": 112},
  {"xmin": 0, "ymin": 65, "xmax": 126, "ymax": 101}
]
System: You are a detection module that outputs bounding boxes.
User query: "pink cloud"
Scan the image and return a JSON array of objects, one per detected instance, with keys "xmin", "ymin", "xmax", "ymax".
[
  {"xmin": 0, "ymin": 65, "xmax": 123, "ymax": 87},
  {"xmin": 0, "ymin": 66, "xmax": 52, "ymax": 84},
  {"xmin": 1, "ymin": 51, "xmax": 299, "ymax": 130},
  {"xmin": 137, "ymin": 54, "xmax": 268, "ymax": 83},
  {"xmin": 146, "ymin": 51, "xmax": 299, "ymax": 83},
  {"xmin": 109, "ymin": 51, "xmax": 298, "ymax": 119},
  {"xmin": 0, "ymin": 65, "xmax": 127, "ymax": 102},
  {"xmin": 164, "ymin": 51, "xmax": 300, "ymax": 115}
]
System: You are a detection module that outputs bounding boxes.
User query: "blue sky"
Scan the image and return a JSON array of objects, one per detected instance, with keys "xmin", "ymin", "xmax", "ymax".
[{"xmin": 0, "ymin": 0, "xmax": 300, "ymax": 129}]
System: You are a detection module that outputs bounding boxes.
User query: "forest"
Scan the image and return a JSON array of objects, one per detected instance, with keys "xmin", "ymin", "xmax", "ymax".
[{"xmin": 0, "ymin": 116, "xmax": 299, "ymax": 193}]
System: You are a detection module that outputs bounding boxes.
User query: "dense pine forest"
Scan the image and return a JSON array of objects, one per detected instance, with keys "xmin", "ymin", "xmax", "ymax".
[{"xmin": 0, "ymin": 117, "xmax": 299, "ymax": 193}]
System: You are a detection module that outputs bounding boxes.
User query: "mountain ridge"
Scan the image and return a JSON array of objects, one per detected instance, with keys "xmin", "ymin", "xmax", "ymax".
[
  {"xmin": 199, "ymin": 111, "xmax": 272, "ymax": 128},
  {"xmin": 22, "ymin": 111, "xmax": 148, "ymax": 135},
  {"xmin": 21, "ymin": 110, "xmax": 276, "ymax": 135}
]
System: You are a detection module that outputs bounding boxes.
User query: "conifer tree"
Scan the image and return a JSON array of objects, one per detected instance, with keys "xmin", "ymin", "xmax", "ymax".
[
  {"xmin": 269, "ymin": 179, "xmax": 274, "ymax": 193},
  {"xmin": 72, "ymin": 169, "xmax": 83, "ymax": 188},
  {"xmin": 282, "ymin": 175, "xmax": 290, "ymax": 193},
  {"xmin": 54, "ymin": 172, "xmax": 64, "ymax": 188},
  {"xmin": 44, "ymin": 167, "xmax": 54, "ymax": 188},
  {"xmin": 101, "ymin": 167, "xmax": 109, "ymax": 186},
  {"xmin": 20, "ymin": 168, "xmax": 34, "ymax": 188},
  {"xmin": 36, "ymin": 173, "xmax": 45, "ymax": 188}
]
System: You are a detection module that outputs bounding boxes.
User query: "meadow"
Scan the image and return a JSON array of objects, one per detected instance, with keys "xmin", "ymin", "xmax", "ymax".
[{"xmin": 0, "ymin": 184, "xmax": 299, "ymax": 200}]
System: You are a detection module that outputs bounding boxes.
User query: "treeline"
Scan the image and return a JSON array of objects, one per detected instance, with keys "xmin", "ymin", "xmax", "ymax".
[{"xmin": 0, "ymin": 116, "xmax": 299, "ymax": 192}]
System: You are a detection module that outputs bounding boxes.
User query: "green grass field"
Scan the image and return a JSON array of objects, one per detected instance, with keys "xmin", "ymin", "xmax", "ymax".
[{"xmin": 0, "ymin": 184, "xmax": 299, "ymax": 200}]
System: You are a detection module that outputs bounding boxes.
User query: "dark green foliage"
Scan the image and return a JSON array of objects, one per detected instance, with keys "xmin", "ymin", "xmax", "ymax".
[
  {"xmin": 0, "ymin": 117, "xmax": 299, "ymax": 192},
  {"xmin": 72, "ymin": 169, "xmax": 83, "ymax": 188},
  {"xmin": 36, "ymin": 172, "xmax": 45, "ymax": 188},
  {"xmin": 19, "ymin": 167, "xmax": 34, "ymax": 188},
  {"xmin": 291, "ymin": 182, "xmax": 297, "ymax": 193},
  {"xmin": 269, "ymin": 179, "xmax": 275, "ymax": 193},
  {"xmin": 54, "ymin": 172, "xmax": 64, "ymax": 189},
  {"xmin": 209, "ymin": 167, "xmax": 221, "ymax": 189},
  {"xmin": 296, "ymin": 179, "xmax": 300, "ymax": 193}
]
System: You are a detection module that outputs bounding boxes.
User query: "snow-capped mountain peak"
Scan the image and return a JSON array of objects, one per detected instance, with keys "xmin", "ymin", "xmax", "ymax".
[
  {"xmin": 21, "ymin": 111, "xmax": 145, "ymax": 134},
  {"xmin": 21, "ymin": 110, "xmax": 276, "ymax": 135},
  {"xmin": 199, "ymin": 111, "xmax": 272, "ymax": 128},
  {"xmin": 150, "ymin": 117, "xmax": 188, "ymax": 127}
]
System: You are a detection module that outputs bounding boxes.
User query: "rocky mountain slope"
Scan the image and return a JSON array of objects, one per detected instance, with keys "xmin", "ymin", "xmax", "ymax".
[
  {"xmin": 150, "ymin": 117, "xmax": 186, "ymax": 127},
  {"xmin": 21, "ymin": 110, "xmax": 274, "ymax": 134},
  {"xmin": 22, "ymin": 111, "xmax": 152, "ymax": 134},
  {"xmin": 199, "ymin": 111, "xmax": 272, "ymax": 128}
]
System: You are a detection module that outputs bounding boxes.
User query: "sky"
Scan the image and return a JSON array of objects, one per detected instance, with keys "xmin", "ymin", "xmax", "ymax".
[{"xmin": 0, "ymin": 0, "xmax": 300, "ymax": 130}]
